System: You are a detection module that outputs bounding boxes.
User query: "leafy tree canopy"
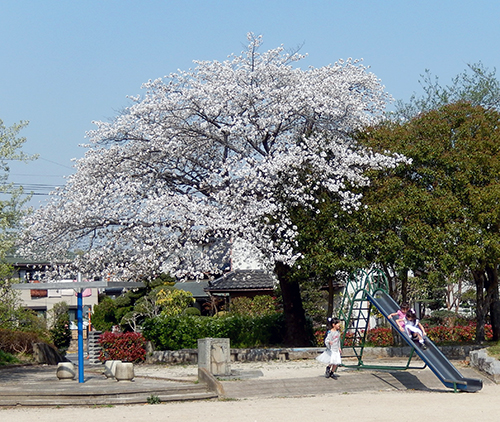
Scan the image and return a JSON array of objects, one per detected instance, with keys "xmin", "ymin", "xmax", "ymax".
[
  {"xmin": 357, "ymin": 102, "xmax": 500, "ymax": 340},
  {"xmin": 392, "ymin": 62, "xmax": 500, "ymax": 121}
]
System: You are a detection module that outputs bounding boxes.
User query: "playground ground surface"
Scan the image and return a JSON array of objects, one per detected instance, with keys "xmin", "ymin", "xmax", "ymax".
[{"xmin": 0, "ymin": 357, "xmax": 499, "ymax": 422}]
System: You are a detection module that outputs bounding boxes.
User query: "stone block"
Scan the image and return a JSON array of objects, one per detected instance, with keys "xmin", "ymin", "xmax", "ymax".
[
  {"xmin": 56, "ymin": 362, "xmax": 76, "ymax": 380},
  {"xmin": 198, "ymin": 338, "xmax": 231, "ymax": 376},
  {"xmin": 103, "ymin": 360, "xmax": 120, "ymax": 378},
  {"xmin": 470, "ymin": 349, "xmax": 500, "ymax": 383},
  {"xmin": 114, "ymin": 361, "xmax": 134, "ymax": 381}
]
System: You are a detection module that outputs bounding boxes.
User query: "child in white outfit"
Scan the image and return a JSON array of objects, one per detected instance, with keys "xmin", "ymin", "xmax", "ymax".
[
  {"xmin": 316, "ymin": 317, "xmax": 342, "ymax": 379},
  {"xmin": 404, "ymin": 309, "xmax": 427, "ymax": 350}
]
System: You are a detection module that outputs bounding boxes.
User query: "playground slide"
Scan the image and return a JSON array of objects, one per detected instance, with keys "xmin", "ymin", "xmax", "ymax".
[{"xmin": 366, "ymin": 290, "xmax": 483, "ymax": 392}]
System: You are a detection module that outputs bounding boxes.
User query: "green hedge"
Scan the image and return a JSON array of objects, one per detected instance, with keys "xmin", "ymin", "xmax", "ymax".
[{"xmin": 142, "ymin": 313, "xmax": 286, "ymax": 350}]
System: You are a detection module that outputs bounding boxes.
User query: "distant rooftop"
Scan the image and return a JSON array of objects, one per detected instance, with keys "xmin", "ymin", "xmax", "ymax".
[{"xmin": 205, "ymin": 269, "xmax": 275, "ymax": 293}]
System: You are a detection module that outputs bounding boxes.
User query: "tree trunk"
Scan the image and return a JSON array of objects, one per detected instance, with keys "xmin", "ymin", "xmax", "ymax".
[
  {"xmin": 473, "ymin": 270, "xmax": 487, "ymax": 343},
  {"xmin": 275, "ymin": 261, "xmax": 311, "ymax": 346},
  {"xmin": 486, "ymin": 265, "xmax": 500, "ymax": 342},
  {"xmin": 400, "ymin": 268, "xmax": 408, "ymax": 304},
  {"xmin": 327, "ymin": 278, "xmax": 334, "ymax": 318},
  {"xmin": 382, "ymin": 264, "xmax": 397, "ymax": 301}
]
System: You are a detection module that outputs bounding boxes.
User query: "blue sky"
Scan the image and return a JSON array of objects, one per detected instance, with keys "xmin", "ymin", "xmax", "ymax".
[{"xmin": 1, "ymin": 0, "xmax": 499, "ymax": 208}]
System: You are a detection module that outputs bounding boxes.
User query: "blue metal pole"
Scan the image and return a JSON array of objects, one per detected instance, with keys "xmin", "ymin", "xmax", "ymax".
[{"xmin": 77, "ymin": 274, "xmax": 84, "ymax": 383}]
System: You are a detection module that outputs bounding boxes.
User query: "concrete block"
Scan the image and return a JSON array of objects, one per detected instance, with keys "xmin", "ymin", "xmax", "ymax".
[
  {"xmin": 56, "ymin": 362, "xmax": 76, "ymax": 380},
  {"xmin": 114, "ymin": 362, "xmax": 134, "ymax": 381},
  {"xmin": 198, "ymin": 338, "xmax": 231, "ymax": 376},
  {"xmin": 103, "ymin": 360, "xmax": 120, "ymax": 378}
]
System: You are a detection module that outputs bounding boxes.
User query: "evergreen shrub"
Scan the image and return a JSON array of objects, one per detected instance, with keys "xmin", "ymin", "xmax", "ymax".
[
  {"xmin": 143, "ymin": 313, "xmax": 286, "ymax": 350},
  {"xmin": 49, "ymin": 302, "xmax": 72, "ymax": 355},
  {"xmin": 0, "ymin": 349, "xmax": 19, "ymax": 365}
]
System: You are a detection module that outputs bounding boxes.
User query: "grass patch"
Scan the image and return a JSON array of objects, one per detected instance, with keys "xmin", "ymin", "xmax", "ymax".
[
  {"xmin": 0, "ymin": 350, "xmax": 20, "ymax": 365},
  {"xmin": 147, "ymin": 395, "xmax": 161, "ymax": 404},
  {"xmin": 487, "ymin": 341, "xmax": 500, "ymax": 360}
]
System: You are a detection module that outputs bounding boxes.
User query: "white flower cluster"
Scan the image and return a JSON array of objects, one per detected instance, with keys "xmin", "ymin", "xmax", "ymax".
[{"xmin": 22, "ymin": 33, "xmax": 407, "ymax": 280}]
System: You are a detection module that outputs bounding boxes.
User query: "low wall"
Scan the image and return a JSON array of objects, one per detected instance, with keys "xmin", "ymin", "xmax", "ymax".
[
  {"xmin": 470, "ymin": 349, "xmax": 500, "ymax": 383},
  {"xmin": 147, "ymin": 344, "xmax": 482, "ymax": 365}
]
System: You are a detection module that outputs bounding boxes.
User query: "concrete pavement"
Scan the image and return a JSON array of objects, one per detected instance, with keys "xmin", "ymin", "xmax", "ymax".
[{"xmin": 0, "ymin": 358, "xmax": 490, "ymax": 407}]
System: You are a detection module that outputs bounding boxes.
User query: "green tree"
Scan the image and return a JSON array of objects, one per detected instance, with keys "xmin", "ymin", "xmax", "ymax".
[
  {"xmin": 0, "ymin": 120, "xmax": 35, "ymax": 253},
  {"xmin": 287, "ymin": 191, "xmax": 375, "ymax": 320},
  {"xmin": 0, "ymin": 119, "xmax": 37, "ymax": 330},
  {"xmin": 156, "ymin": 288, "xmax": 195, "ymax": 317},
  {"xmin": 357, "ymin": 102, "xmax": 500, "ymax": 341},
  {"xmin": 49, "ymin": 302, "xmax": 72, "ymax": 355},
  {"xmin": 392, "ymin": 62, "xmax": 500, "ymax": 121},
  {"xmin": 91, "ymin": 296, "xmax": 118, "ymax": 332},
  {"xmin": 94, "ymin": 273, "xmax": 178, "ymax": 332}
]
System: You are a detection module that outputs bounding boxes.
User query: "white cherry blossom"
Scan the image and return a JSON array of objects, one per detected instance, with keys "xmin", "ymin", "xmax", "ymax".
[{"xmin": 22, "ymin": 33, "xmax": 407, "ymax": 280}]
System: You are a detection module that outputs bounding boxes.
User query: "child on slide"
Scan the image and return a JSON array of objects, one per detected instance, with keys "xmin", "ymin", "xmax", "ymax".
[
  {"xmin": 404, "ymin": 309, "xmax": 427, "ymax": 350},
  {"xmin": 388, "ymin": 302, "xmax": 410, "ymax": 331}
]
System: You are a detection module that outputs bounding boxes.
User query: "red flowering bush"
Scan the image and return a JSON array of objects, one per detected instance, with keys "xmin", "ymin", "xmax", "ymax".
[
  {"xmin": 98, "ymin": 332, "xmax": 146, "ymax": 363},
  {"xmin": 366, "ymin": 327, "xmax": 393, "ymax": 346},
  {"xmin": 426, "ymin": 323, "xmax": 493, "ymax": 344},
  {"xmin": 315, "ymin": 329, "xmax": 358, "ymax": 347},
  {"xmin": 315, "ymin": 323, "xmax": 493, "ymax": 347},
  {"xmin": 343, "ymin": 331, "xmax": 357, "ymax": 347},
  {"xmin": 314, "ymin": 330, "xmax": 326, "ymax": 346}
]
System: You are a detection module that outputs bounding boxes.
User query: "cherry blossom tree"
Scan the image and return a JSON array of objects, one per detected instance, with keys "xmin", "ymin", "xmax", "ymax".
[{"xmin": 22, "ymin": 34, "xmax": 406, "ymax": 344}]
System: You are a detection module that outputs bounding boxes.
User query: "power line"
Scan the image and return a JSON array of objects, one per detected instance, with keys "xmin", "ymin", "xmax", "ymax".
[{"xmin": 8, "ymin": 183, "xmax": 61, "ymax": 196}]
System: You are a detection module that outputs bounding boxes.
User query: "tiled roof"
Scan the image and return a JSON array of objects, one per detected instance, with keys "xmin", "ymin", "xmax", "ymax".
[{"xmin": 205, "ymin": 269, "xmax": 275, "ymax": 292}]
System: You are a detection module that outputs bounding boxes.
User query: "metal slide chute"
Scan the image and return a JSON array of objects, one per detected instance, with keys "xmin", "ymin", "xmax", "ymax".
[{"xmin": 367, "ymin": 290, "xmax": 483, "ymax": 392}]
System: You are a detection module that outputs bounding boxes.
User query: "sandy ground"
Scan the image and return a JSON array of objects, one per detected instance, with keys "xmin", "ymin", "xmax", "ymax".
[{"xmin": 1, "ymin": 360, "xmax": 499, "ymax": 422}]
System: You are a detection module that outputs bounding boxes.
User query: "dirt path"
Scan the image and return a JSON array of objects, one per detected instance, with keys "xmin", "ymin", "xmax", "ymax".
[{"xmin": 1, "ymin": 383, "xmax": 499, "ymax": 422}]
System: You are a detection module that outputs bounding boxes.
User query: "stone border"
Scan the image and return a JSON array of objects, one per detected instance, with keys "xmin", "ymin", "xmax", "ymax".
[
  {"xmin": 148, "ymin": 344, "xmax": 483, "ymax": 365},
  {"xmin": 470, "ymin": 349, "xmax": 500, "ymax": 383},
  {"xmin": 198, "ymin": 367, "xmax": 225, "ymax": 398}
]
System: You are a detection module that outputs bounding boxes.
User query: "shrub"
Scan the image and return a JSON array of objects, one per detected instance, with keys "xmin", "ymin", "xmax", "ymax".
[
  {"xmin": 143, "ymin": 313, "xmax": 286, "ymax": 350},
  {"xmin": 229, "ymin": 295, "xmax": 279, "ymax": 317},
  {"xmin": 49, "ymin": 314, "xmax": 71, "ymax": 355},
  {"xmin": 366, "ymin": 327, "xmax": 393, "ymax": 347},
  {"xmin": 49, "ymin": 302, "xmax": 72, "ymax": 355},
  {"xmin": 98, "ymin": 332, "xmax": 146, "ymax": 363},
  {"xmin": 92, "ymin": 297, "xmax": 118, "ymax": 332},
  {"xmin": 156, "ymin": 289, "xmax": 195, "ymax": 317},
  {"xmin": 314, "ymin": 324, "xmax": 494, "ymax": 347},
  {"xmin": 314, "ymin": 330, "xmax": 326, "ymax": 347},
  {"xmin": 0, "ymin": 349, "xmax": 19, "ymax": 365},
  {"xmin": 426, "ymin": 323, "xmax": 493, "ymax": 344},
  {"xmin": 182, "ymin": 307, "xmax": 201, "ymax": 316},
  {"xmin": 0, "ymin": 328, "xmax": 44, "ymax": 355}
]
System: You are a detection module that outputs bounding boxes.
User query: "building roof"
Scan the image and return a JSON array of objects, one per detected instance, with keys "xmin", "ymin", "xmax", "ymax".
[
  {"xmin": 205, "ymin": 269, "xmax": 275, "ymax": 293},
  {"xmin": 174, "ymin": 280, "xmax": 210, "ymax": 298}
]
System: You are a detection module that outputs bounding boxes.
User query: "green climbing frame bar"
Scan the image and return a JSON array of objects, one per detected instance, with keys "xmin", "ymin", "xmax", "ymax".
[{"xmin": 337, "ymin": 269, "xmax": 425, "ymax": 371}]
